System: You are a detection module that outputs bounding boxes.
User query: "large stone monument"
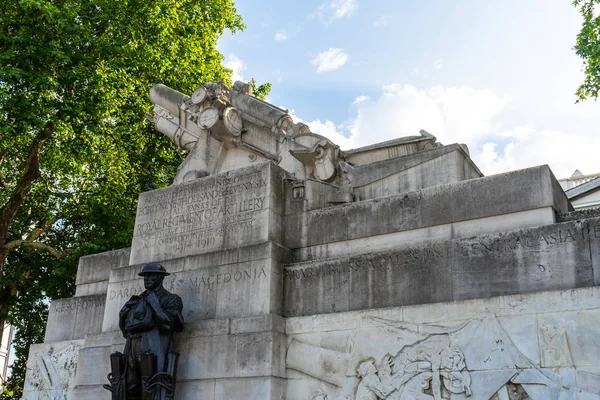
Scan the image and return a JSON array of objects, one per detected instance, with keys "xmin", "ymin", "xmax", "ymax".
[{"xmin": 21, "ymin": 81, "xmax": 600, "ymax": 400}]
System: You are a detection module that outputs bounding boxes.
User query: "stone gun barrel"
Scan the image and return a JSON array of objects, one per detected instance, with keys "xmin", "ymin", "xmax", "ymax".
[
  {"xmin": 149, "ymin": 84, "xmax": 190, "ymax": 116},
  {"xmin": 228, "ymin": 81, "xmax": 294, "ymax": 132},
  {"xmin": 149, "ymin": 84, "xmax": 197, "ymax": 151}
]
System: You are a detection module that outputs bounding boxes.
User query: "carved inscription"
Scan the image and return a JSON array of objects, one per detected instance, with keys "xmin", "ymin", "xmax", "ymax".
[
  {"xmin": 285, "ymin": 244, "xmax": 445, "ymax": 281},
  {"xmin": 108, "ymin": 266, "xmax": 268, "ymax": 299},
  {"xmin": 53, "ymin": 297, "xmax": 105, "ymax": 313},
  {"xmin": 134, "ymin": 170, "xmax": 268, "ymax": 252},
  {"xmin": 189, "ymin": 267, "xmax": 267, "ymax": 289},
  {"xmin": 286, "ymin": 223, "xmax": 593, "ymax": 283},
  {"xmin": 456, "ymin": 226, "xmax": 588, "ymax": 257},
  {"xmin": 109, "ymin": 286, "xmax": 145, "ymax": 300}
]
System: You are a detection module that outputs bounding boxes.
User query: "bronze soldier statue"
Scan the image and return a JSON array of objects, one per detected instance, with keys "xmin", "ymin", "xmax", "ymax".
[{"xmin": 104, "ymin": 263, "xmax": 184, "ymax": 400}]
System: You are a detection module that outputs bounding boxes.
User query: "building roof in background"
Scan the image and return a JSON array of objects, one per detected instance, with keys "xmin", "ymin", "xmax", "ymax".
[{"xmin": 565, "ymin": 175, "xmax": 600, "ymax": 200}]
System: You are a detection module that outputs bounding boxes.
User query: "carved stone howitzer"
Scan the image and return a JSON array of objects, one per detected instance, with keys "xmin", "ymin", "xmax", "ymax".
[{"xmin": 149, "ymin": 81, "xmax": 342, "ymax": 184}]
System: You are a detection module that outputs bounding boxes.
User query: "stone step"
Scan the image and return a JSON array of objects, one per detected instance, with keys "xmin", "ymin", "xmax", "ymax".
[
  {"xmin": 283, "ymin": 217, "xmax": 600, "ymax": 317},
  {"xmin": 285, "ymin": 165, "xmax": 570, "ymax": 261}
]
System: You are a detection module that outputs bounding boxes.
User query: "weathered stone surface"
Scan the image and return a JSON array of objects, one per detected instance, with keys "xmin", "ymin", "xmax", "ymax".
[
  {"xmin": 178, "ymin": 335, "xmax": 236, "ymax": 380},
  {"xmin": 80, "ymin": 328, "xmax": 284, "ymax": 381},
  {"xmin": 74, "ymin": 248, "xmax": 130, "ymax": 297},
  {"xmin": 285, "ymin": 242, "xmax": 452, "ymax": 316},
  {"xmin": 181, "ymin": 319, "xmax": 231, "ymax": 338},
  {"xmin": 284, "ymin": 219, "xmax": 597, "ymax": 316},
  {"xmin": 284, "ymin": 286, "xmax": 600, "ymax": 400},
  {"xmin": 130, "ymin": 162, "xmax": 287, "ymax": 265},
  {"xmin": 234, "ymin": 332, "xmax": 286, "ymax": 378},
  {"xmin": 176, "ymin": 380, "xmax": 216, "ymax": 399},
  {"xmin": 291, "ymin": 207, "xmax": 555, "ymax": 262},
  {"xmin": 103, "ymin": 242, "xmax": 288, "ymax": 332},
  {"xmin": 451, "ymin": 219, "xmax": 595, "ymax": 300},
  {"xmin": 284, "ymin": 165, "xmax": 570, "ymax": 250},
  {"xmin": 44, "ymin": 294, "xmax": 105, "ymax": 342},
  {"xmin": 21, "ymin": 340, "xmax": 83, "ymax": 400},
  {"xmin": 231, "ymin": 314, "xmax": 285, "ymax": 334},
  {"xmin": 348, "ymin": 144, "xmax": 482, "ymax": 201},
  {"xmin": 557, "ymin": 207, "xmax": 600, "ymax": 222},
  {"xmin": 68, "ymin": 385, "xmax": 107, "ymax": 400},
  {"xmin": 590, "ymin": 218, "xmax": 600, "ymax": 285},
  {"xmin": 343, "ymin": 130, "xmax": 440, "ymax": 166},
  {"xmin": 23, "ymin": 103, "xmax": 600, "ymax": 400},
  {"xmin": 74, "ymin": 345, "xmax": 112, "ymax": 386},
  {"xmin": 214, "ymin": 376, "xmax": 287, "ymax": 400}
]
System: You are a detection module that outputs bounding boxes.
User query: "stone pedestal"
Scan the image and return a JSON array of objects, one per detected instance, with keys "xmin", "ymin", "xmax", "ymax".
[
  {"xmin": 23, "ymin": 162, "xmax": 291, "ymax": 400},
  {"xmin": 22, "ymin": 155, "xmax": 600, "ymax": 400},
  {"xmin": 22, "ymin": 82, "xmax": 600, "ymax": 399}
]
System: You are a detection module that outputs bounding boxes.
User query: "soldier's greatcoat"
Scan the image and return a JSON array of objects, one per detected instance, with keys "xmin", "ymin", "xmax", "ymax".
[{"xmin": 119, "ymin": 287, "xmax": 184, "ymax": 400}]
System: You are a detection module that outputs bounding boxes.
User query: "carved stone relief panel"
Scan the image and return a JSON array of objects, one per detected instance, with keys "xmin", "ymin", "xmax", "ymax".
[
  {"xmin": 489, "ymin": 384, "xmax": 531, "ymax": 400},
  {"xmin": 22, "ymin": 342, "xmax": 81, "ymax": 400},
  {"xmin": 286, "ymin": 315, "xmax": 600, "ymax": 400}
]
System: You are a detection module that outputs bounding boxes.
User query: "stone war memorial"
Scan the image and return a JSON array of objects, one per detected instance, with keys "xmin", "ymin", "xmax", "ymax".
[{"xmin": 21, "ymin": 81, "xmax": 600, "ymax": 400}]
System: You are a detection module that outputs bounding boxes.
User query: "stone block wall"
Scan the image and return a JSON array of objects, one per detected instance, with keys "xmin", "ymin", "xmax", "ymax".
[
  {"xmin": 284, "ymin": 218, "xmax": 600, "ymax": 316},
  {"xmin": 285, "ymin": 286, "xmax": 600, "ymax": 400},
  {"xmin": 26, "ymin": 161, "xmax": 600, "ymax": 400}
]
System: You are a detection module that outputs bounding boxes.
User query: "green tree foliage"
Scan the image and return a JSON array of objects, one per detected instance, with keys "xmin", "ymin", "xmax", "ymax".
[
  {"xmin": 574, "ymin": 0, "xmax": 600, "ymax": 101},
  {"xmin": 0, "ymin": 0, "xmax": 268, "ymax": 396},
  {"xmin": 249, "ymin": 78, "xmax": 273, "ymax": 101}
]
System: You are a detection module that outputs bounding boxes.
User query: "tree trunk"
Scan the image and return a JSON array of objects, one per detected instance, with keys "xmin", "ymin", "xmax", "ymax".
[{"xmin": 0, "ymin": 122, "xmax": 54, "ymax": 322}]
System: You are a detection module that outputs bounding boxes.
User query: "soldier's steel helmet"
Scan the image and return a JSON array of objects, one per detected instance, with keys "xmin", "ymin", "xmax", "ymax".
[{"xmin": 138, "ymin": 263, "xmax": 170, "ymax": 276}]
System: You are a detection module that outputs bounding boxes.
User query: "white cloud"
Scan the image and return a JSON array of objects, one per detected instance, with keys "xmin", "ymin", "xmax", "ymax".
[
  {"xmin": 312, "ymin": 48, "xmax": 349, "ymax": 72},
  {"xmin": 472, "ymin": 127, "xmax": 600, "ymax": 178},
  {"xmin": 274, "ymin": 31, "xmax": 288, "ymax": 41},
  {"xmin": 287, "ymin": 84, "xmax": 600, "ymax": 178},
  {"xmin": 274, "ymin": 70, "xmax": 284, "ymax": 83},
  {"xmin": 353, "ymin": 95, "xmax": 369, "ymax": 104},
  {"xmin": 352, "ymin": 84, "xmax": 509, "ymax": 146},
  {"xmin": 288, "ymin": 110, "xmax": 355, "ymax": 149},
  {"xmin": 313, "ymin": 0, "xmax": 357, "ymax": 23},
  {"xmin": 332, "ymin": 0, "xmax": 357, "ymax": 19},
  {"xmin": 289, "ymin": 84, "xmax": 509, "ymax": 151},
  {"xmin": 373, "ymin": 15, "xmax": 391, "ymax": 27},
  {"xmin": 223, "ymin": 54, "xmax": 246, "ymax": 82}
]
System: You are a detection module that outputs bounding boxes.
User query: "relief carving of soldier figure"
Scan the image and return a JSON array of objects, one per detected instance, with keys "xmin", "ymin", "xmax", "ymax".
[
  {"xmin": 104, "ymin": 263, "xmax": 184, "ymax": 400},
  {"xmin": 355, "ymin": 335, "xmax": 471, "ymax": 400},
  {"xmin": 356, "ymin": 358, "xmax": 399, "ymax": 400}
]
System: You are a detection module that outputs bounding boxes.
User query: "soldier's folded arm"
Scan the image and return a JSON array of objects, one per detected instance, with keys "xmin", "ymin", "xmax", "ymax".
[{"xmin": 145, "ymin": 293, "xmax": 184, "ymax": 332}]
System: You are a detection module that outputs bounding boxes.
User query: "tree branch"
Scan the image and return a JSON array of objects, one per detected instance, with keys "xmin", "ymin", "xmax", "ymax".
[
  {"xmin": 25, "ymin": 217, "xmax": 58, "ymax": 242},
  {"xmin": 3, "ymin": 240, "xmax": 23, "ymax": 254},
  {"xmin": 0, "ymin": 152, "xmax": 6, "ymax": 188},
  {"xmin": 0, "ymin": 123, "xmax": 55, "ymax": 246},
  {"xmin": 4, "ymin": 239, "xmax": 74, "ymax": 259},
  {"xmin": 22, "ymin": 242, "xmax": 72, "ymax": 259}
]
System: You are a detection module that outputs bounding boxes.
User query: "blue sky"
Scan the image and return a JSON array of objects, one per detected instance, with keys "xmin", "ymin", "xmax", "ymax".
[{"xmin": 217, "ymin": 0, "xmax": 600, "ymax": 178}]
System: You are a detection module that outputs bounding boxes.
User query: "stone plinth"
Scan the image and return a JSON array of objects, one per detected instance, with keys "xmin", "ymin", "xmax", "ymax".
[
  {"xmin": 284, "ymin": 218, "xmax": 600, "ymax": 316},
  {"xmin": 24, "ymin": 82, "xmax": 600, "ymax": 400},
  {"xmin": 74, "ymin": 248, "xmax": 130, "ymax": 297},
  {"xmin": 285, "ymin": 286, "xmax": 600, "ymax": 400},
  {"xmin": 347, "ymin": 143, "xmax": 482, "ymax": 200},
  {"xmin": 44, "ymin": 295, "xmax": 106, "ymax": 342},
  {"xmin": 25, "ymin": 154, "xmax": 600, "ymax": 400},
  {"xmin": 285, "ymin": 164, "xmax": 570, "ymax": 260},
  {"xmin": 130, "ymin": 162, "xmax": 286, "ymax": 265},
  {"xmin": 102, "ymin": 242, "xmax": 289, "ymax": 332}
]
